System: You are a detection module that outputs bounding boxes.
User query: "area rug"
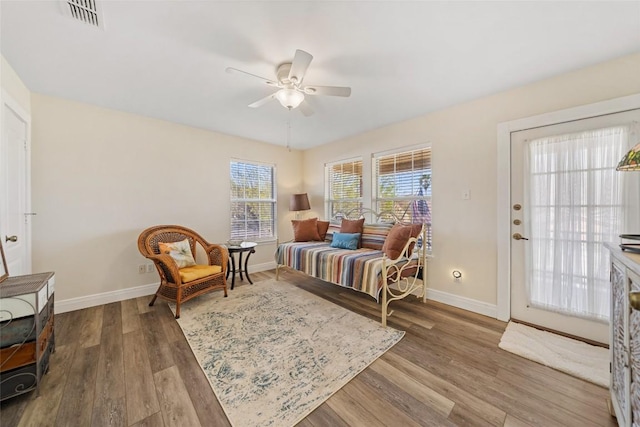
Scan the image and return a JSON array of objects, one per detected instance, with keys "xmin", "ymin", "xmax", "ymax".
[
  {"xmin": 498, "ymin": 321, "xmax": 608, "ymax": 387},
  {"xmin": 170, "ymin": 279, "xmax": 404, "ymax": 427}
]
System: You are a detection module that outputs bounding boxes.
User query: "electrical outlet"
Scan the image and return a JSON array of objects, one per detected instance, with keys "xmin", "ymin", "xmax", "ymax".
[
  {"xmin": 138, "ymin": 264, "xmax": 146, "ymax": 274},
  {"xmin": 462, "ymin": 189, "xmax": 470, "ymax": 200},
  {"xmin": 146, "ymin": 264, "xmax": 154, "ymax": 273}
]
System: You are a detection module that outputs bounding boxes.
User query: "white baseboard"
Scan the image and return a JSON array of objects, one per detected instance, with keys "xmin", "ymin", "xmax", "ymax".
[
  {"xmin": 425, "ymin": 287, "xmax": 497, "ymax": 318},
  {"xmin": 56, "ymin": 262, "xmax": 497, "ymax": 319},
  {"xmin": 56, "ymin": 282, "xmax": 159, "ymax": 314},
  {"xmin": 56, "ymin": 261, "xmax": 278, "ymax": 314},
  {"xmin": 250, "ymin": 261, "xmax": 277, "ymax": 273},
  {"xmin": 387, "ymin": 280, "xmax": 497, "ymax": 318}
]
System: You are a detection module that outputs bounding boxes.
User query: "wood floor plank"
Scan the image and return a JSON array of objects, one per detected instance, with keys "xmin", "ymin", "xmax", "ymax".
[
  {"xmin": 503, "ymin": 414, "xmax": 536, "ymax": 427},
  {"xmin": 304, "ymin": 402, "xmax": 350, "ymax": 427},
  {"xmin": 55, "ymin": 345, "xmax": 100, "ymax": 426},
  {"xmin": 162, "ymin": 316, "xmax": 183, "ymax": 343},
  {"xmin": 2, "ymin": 389, "xmax": 35, "ymax": 427},
  {"xmin": 130, "ymin": 411, "xmax": 165, "ymax": 427},
  {"xmin": 154, "ymin": 365, "xmax": 201, "ymax": 427},
  {"xmin": 92, "ymin": 323, "xmax": 126, "ymax": 427},
  {"xmin": 445, "ymin": 358, "xmax": 604, "ymax": 427},
  {"xmin": 325, "ymin": 387, "xmax": 389, "ymax": 427},
  {"xmin": 54, "ymin": 310, "xmax": 82, "ymax": 347},
  {"xmin": 101, "ymin": 301, "xmax": 122, "ymax": 329},
  {"xmin": 123, "ymin": 329, "xmax": 160, "ymax": 425},
  {"xmin": 368, "ymin": 358, "xmax": 455, "ymax": 417},
  {"xmin": 136, "ymin": 296, "xmax": 153, "ymax": 315},
  {"xmin": 171, "ymin": 336, "xmax": 231, "ymax": 426},
  {"xmin": 121, "ymin": 297, "xmax": 141, "ymax": 334},
  {"xmin": 339, "ymin": 377, "xmax": 424, "ymax": 427},
  {"xmin": 17, "ymin": 344, "xmax": 75, "ymax": 427},
  {"xmin": 358, "ymin": 368, "xmax": 457, "ymax": 426},
  {"xmin": 79, "ymin": 305, "xmax": 104, "ymax": 348},
  {"xmin": 380, "ymin": 351, "xmax": 506, "ymax": 426},
  {"xmin": 140, "ymin": 310, "xmax": 175, "ymax": 373}
]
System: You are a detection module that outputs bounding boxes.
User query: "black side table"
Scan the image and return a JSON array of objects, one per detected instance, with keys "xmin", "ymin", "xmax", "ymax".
[{"xmin": 225, "ymin": 242, "xmax": 257, "ymax": 289}]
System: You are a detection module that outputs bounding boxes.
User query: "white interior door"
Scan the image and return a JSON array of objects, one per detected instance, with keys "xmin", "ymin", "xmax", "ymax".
[
  {"xmin": 510, "ymin": 109, "xmax": 640, "ymax": 344},
  {"xmin": 0, "ymin": 93, "xmax": 31, "ymax": 276}
]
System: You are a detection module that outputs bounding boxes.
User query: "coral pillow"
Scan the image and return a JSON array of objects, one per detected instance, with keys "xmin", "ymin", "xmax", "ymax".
[
  {"xmin": 292, "ymin": 218, "xmax": 322, "ymax": 242},
  {"xmin": 330, "ymin": 233, "xmax": 361, "ymax": 250},
  {"xmin": 340, "ymin": 218, "xmax": 365, "ymax": 247},
  {"xmin": 158, "ymin": 239, "xmax": 196, "ymax": 268},
  {"xmin": 382, "ymin": 223, "xmax": 423, "ymax": 260},
  {"xmin": 317, "ymin": 220, "xmax": 330, "ymax": 241}
]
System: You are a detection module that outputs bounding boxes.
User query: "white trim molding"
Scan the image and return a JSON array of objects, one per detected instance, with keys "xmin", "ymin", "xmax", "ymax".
[
  {"xmin": 56, "ymin": 282, "xmax": 159, "ymax": 314},
  {"xmin": 496, "ymin": 93, "xmax": 640, "ymax": 322},
  {"xmin": 425, "ymin": 288, "xmax": 497, "ymax": 319},
  {"xmin": 55, "ymin": 261, "xmax": 278, "ymax": 314},
  {"xmin": 389, "ymin": 282, "xmax": 497, "ymax": 318}
]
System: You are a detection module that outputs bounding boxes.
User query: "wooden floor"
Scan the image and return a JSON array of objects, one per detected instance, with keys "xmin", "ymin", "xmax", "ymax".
[{"xmin": 1, "ymin": 269, "xmax": 616, "ymax": 427}]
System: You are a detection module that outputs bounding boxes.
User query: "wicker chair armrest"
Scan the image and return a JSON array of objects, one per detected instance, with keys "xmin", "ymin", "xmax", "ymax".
[
  {"xmin": 145, "ymin": 253, "xmax": 182, "ymax": 284},
  {"xmin": 204, "ymin": 244, "xmax": 229, "ymax": 273}
]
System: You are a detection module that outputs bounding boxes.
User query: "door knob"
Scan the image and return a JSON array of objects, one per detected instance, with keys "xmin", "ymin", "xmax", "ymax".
[
  {"xmin": 513, "ymin": 233, "xmax": 529, "ymax": 241},
  {"xmin": 5, "ymin": 235, "xmax": 17, "ymax": 242},
  {"xmin": 630, "ymin": 292, "xmax": 640, "ymax": 311}
]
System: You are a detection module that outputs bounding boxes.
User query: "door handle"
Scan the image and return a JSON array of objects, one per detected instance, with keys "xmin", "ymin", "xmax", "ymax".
[
  {"xmin": 513, "ymin": 233, "xmax": 529, "ymax": 241},
  {"xmin": 5, "ymin": 235, "xmax": 17, "ymax": 242},
  {"xmin": 630, "ymin": 292, "xmax": 640, "ymax": 311}
]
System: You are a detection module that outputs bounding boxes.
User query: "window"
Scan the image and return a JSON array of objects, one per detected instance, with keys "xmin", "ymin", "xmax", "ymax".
[
  {"xmin": 374, "ymin": 147, "xmax": 432, "ymax": 249},
  {"xmin": 325, "ymin": 159, "xmax": 363, "ymax": 218},
  {"xmin": 230, "ymin": 160, "xmax": 276, "ymax": 241}
]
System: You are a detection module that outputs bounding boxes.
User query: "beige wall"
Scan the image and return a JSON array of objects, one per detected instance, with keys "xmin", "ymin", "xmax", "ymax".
[
  {"xmin": 1, "ymin": 55, "xmax": 30, "ymax": 112},
  {"xmin": 31, "ymin": 94, "xmax": 303, "ymax": 301},
  {"xmin": 303, "ymin": 52, "xmax": 640, "ymax": 307}
]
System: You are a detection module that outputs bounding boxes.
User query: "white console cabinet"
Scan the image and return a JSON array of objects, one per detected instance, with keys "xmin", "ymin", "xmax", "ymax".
[{"xmin": 607, "ymin": 243, "xmax": 640, "ymax": 426}]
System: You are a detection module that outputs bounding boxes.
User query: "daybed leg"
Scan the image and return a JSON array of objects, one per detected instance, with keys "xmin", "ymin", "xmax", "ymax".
[
  {"xmin": 275, "ymin": 265, "xmax": 280, "ymax": 281},
  {"xmin": 382, "ymin": 283, "xmax": 388, "ymax": 328}
]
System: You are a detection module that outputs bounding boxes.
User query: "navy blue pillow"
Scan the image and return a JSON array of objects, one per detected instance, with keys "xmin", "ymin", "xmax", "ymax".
[{"xmin": 330, "ymin": 232, "xmax": 361, "ymax": 250}]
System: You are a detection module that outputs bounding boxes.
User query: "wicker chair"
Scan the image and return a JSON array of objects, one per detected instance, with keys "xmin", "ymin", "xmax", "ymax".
[{"xmin": 138, "ymin": 225, "xmax": 228, "ymax": 319}]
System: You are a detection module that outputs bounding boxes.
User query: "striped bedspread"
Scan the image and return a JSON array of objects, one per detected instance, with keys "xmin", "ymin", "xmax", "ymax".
[{"xmin": 275, "ymin": 242, "xmax": 387, "ymax": 301}]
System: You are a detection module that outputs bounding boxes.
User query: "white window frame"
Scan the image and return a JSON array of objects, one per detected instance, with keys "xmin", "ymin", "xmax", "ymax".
[
  {"xmin": 324, "ymin": 157, "xmax": 363, "ymax": 220},
  {"xmin": 230, "ymin": 159, "xmax": 277, "ymax": 242}
]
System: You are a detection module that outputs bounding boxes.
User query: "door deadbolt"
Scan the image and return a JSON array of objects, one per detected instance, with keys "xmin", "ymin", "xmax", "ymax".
[
  {"xmin": 513, "ymin": 204, "xmax": 522, "ymax": 211},
  {"xmin": 513, "ymin": 219, "xmax": 522, "ymax": 225},
  {"xmin": 513, "ymin": 233, "xmax": 529, "ymax": 241},
  {"xmin": 5, "ymin": 235, "xmax": 17, "ymax": 242}
]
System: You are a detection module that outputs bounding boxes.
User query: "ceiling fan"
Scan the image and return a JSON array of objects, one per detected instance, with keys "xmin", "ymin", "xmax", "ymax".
[{"xmin": 226, "ymin": 49, "xmax": 351, "ymax": 116}]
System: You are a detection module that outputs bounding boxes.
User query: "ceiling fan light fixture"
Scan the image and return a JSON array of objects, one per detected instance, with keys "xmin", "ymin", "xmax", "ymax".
[{"xmin": 276, "ymin": 89, "xmax": 304, "ymax": 109}]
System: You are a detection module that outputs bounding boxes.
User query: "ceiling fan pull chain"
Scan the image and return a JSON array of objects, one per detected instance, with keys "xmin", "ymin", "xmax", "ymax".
[{"xmin": 286, "ymin": 112, "xmax": 292, "ymax": 152}]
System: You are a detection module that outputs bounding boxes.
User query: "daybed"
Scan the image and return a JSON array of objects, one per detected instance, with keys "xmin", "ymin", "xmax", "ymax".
[{"xmin": 275, "ymin": 212, "xmax": 429, "ymax": 326}]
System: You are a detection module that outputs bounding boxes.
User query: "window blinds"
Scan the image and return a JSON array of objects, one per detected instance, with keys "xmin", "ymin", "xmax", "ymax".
[
  {"xmin": 327, "ymin": 159, "xmax": 363, "ymax": 217},
  {"xmin": 230, "ymin": 161, "xmax": 276, "ymax": 240}
]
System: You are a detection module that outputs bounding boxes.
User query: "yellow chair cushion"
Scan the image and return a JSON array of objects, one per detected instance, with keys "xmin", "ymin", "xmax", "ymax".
[{"xmin": 179, "ymin": 265, "xmax": 222, "ymax": 283}]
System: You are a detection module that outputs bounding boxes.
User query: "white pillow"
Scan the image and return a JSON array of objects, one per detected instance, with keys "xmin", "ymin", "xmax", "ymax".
[{"xmin": 158, "ymin": 238, "xmax": 196, "ymax": 268}]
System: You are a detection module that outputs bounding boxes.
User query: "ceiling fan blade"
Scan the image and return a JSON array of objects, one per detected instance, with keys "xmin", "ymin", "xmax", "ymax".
[
  {"xmin": 298, "ymin": 100, "xmax": 314, "ymax": 117},
  {"xmin": 226, "ymin": 67, "xmax": 278, "ymax": 86},
  {"xmin": 304, "ymin": 85, "xmax": 351, "ymax": 97},
  {"xmin": 288, "ymin": 50, "xmax": 313, "ymax": 84},
  {"xmin": 248, "ymin": 93, "xmax": 277, "ymax": 108}
]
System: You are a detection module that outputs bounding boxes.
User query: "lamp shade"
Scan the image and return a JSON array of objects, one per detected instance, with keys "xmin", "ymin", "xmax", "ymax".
[
  {"xmin": 617, "ymin": 143, "xmax": 640, "ymax": 171},
  {"xmin": 289, "ymin": 193, "xmax": 310, "ymax": 212}
]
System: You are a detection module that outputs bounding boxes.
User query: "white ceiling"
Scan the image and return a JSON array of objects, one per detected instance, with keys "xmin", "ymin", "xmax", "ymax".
[{"xmin": 1, "ymin": 1, "xmax": 639, "ymax": 149}]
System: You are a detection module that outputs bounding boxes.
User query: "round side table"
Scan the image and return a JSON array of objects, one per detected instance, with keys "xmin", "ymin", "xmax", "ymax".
[{"xmin": 225, "ymin": 242, "xmax": 257, "ymax": 289}]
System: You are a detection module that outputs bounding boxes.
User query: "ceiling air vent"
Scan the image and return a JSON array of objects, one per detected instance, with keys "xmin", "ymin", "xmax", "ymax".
[{"xmin": 61, "ymin": 0, "xmax": 104, "ymax": 29}]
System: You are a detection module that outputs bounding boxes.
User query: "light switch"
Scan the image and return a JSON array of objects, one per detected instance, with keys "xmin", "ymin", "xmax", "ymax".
[{"xmin": 462, "ymin": 190, "xmax": 470, "ymax": 200}]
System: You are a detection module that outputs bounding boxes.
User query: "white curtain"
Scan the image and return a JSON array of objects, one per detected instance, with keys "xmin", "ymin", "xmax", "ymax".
[{"xmin": 524, "ymin": 126, "xmax": 633, "ymax": 322}]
